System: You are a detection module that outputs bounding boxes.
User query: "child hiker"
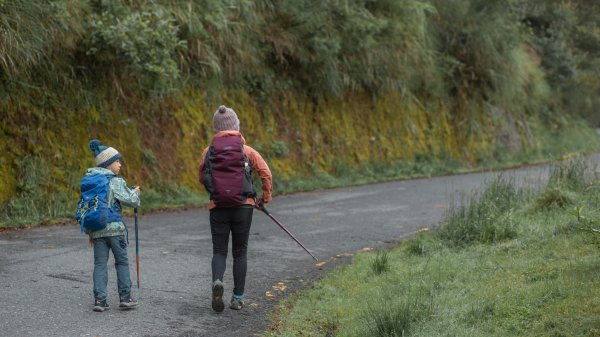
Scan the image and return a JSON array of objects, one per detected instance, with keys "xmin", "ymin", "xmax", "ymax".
[
  {"xmin": 199, "ymin": 105, "xmax": 273, "ymax": 312},
  {"xmin": 79, "ymin": 139, "xmax": 141, "ymax": 312}
]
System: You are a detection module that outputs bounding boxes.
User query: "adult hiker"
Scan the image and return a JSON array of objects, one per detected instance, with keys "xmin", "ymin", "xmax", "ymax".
[
  {"xmin": 77, "ymin": 139, "xmax": 141, "ymax": 312},
  {"xmin": 199, "ymin": 105, "xmax": 273, "ymax": 312}
]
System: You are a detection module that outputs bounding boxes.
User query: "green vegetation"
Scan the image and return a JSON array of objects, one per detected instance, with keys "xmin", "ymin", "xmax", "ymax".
[
  {"xmin": 437, "ymin": 176, "xmax": 525, "ymax": 247},
  {"xmin": 1, "ymin": 1, "xmax": 600, "ymax": 228},
  {"xmin": 370, "ymin": 250, "xmax": 390, "ymax": 275},
  {"xmin": 265, "ymin": 161, "xmax": 600, "ymax": 337}
]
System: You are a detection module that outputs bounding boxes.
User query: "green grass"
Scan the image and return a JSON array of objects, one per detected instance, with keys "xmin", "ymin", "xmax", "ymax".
[
  {"xmin": 265, "ymin": 162, "xmax": 600, "ymax": 337},
  {"xmin": 370, "ymin": 250, "xmax": 390, "ymax": 275},
  {"xmin": 437, "ymin": 176, "xmax": 527, "ymax": 247}
]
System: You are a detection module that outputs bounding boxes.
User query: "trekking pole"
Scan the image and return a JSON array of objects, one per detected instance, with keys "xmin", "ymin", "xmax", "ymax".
[
  {"xmin": 255, "ymin": 204, "xmax": 318, "ymax": 261},
  {"xmin": 134, "ymin": 207, "xmax": 140, "ymax": 288}
]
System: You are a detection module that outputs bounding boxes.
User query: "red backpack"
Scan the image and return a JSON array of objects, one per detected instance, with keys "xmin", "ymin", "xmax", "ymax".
[{"xmin": 202, "ymin": 135, "xmax": 256, "ymax": 206}]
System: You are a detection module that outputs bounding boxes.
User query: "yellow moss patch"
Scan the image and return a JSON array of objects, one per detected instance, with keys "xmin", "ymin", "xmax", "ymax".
[
  {"xmin": 1, "ymin": 85, "xmax": 530, "ymax": 225},
  {"xmin": 0, "ymin": 165, "xmax": 16, "ymax": 205}
]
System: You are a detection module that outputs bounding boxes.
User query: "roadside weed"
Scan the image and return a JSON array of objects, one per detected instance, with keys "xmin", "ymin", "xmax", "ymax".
[
  {"xmin": 437, "ymin": 176, "xmax": 525, "ymax": 247},
  {"xmin": 371, "ymin": 250, "xmax": 390, "ymax": 275}
]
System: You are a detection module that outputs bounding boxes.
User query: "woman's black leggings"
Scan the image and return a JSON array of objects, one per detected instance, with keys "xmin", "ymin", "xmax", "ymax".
[{"xmin": 209, "ymin": 206, "xmax": 253, "ymax": 296}]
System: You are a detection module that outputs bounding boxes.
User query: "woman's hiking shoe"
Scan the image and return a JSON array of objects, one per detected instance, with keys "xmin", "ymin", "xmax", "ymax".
[
  {"xmin": 230, "ymin": 297, "xmax": 244, "ymax": 310},
  {"xmin": 211, "ymin": 280, "xmax": 225, "ymax": 313},
  {"xmin": 119, "ymin": 297, "xmax": 138, "ymax": 310},
  {"xmin": 93, "ymin": 299, "xmax": 109, "ymax": 312}
]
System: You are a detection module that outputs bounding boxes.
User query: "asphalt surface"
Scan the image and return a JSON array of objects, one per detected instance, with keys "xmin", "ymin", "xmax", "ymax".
[{"xmin": 1, "ymin": 153, "xmax": 599, "ymax": 337}]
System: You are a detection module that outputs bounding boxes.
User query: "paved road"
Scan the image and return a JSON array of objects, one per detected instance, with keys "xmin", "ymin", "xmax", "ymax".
[{"xmin": 1, "ymin": 154, "xmax": 599, "ymax": 337}]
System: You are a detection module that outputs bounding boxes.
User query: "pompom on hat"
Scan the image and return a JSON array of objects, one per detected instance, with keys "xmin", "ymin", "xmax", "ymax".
[
  {"xmin": 213, "ymin": 105, "xmax": 240, "ymax": 131},
  {"xmin": 89, "ymin": 139, "xmax": 121, "ymax": 168}
]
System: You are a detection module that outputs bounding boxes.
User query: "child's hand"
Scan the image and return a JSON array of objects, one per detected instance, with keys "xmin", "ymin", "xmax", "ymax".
[{"xmin": 132, "ymin": 186, "xmax": 141, "ymax": 195}]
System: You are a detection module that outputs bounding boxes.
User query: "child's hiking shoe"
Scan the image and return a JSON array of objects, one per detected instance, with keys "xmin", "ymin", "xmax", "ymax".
[
  {"xmin": 230, "ymin": 296, "xmax": 244, "ymax": 310},
  {"xmin": 93, "ymin": 299, "xmax": 109, "ymax": 312},
  {"xmin": 118, "ymin": 296, "xmax": 138, "ymax": 310},
  {"xmin": 211, "ymin": 280, "xmax": 225, "ymax": 313}
]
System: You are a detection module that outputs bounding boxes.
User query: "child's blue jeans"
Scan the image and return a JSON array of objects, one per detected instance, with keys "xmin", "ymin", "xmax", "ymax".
[{"xmin": 93, "ymin": 235, "xmax": 132, "ymax": 301}]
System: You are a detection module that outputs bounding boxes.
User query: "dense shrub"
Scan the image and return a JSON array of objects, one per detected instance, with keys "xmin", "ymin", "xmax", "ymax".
[
  {"xmin": 86, "ymin": 3, "xmax": 186, "ymax": 95},
  {"xmin": 2, "ymin": 0, "xmax": 599, "ymax": 111}
]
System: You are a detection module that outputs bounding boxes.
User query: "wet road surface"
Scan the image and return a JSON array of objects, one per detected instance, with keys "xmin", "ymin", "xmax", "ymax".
[{"xmin": 1, "ymin": 154, "xmax": 598, "ymax": 337}]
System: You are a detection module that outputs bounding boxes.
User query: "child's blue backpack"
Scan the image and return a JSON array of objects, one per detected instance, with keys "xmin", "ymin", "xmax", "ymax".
[{"xmin": 75, "ymin": 174, "xmax": 122, "ymax": 233}]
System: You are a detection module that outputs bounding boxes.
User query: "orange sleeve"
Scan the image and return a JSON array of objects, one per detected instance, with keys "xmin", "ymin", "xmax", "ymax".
[
  {"xmin": 244, "ymin": 145, "xmax": 273, "ymax": 202},
  {"xmin": 199, "ymin": 147, "xmax": 209, "ymax": 186}
]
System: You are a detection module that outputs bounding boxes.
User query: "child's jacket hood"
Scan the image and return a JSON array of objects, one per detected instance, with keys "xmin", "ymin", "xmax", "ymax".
[{"xmin": 86, "ymin": 167, "xmax": 115, "ymax": 176}]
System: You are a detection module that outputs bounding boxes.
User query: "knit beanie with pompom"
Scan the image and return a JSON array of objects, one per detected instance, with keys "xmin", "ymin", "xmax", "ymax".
[
  {"xmin": 212, "ymin": 105, "xmax": 240, "ymax": 132},
  {"xmin": 89, "ymin": 139, "xmax": 121, "ymax": 168}
]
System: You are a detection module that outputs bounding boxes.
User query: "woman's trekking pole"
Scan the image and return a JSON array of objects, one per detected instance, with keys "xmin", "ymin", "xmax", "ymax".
[
  {"xmin": 134, "ymin": 208, "xmax": 140, "ymax": 288},
  {"xmin": 255, "ymin": 204, "xmax": 318, "ymax": 261}
]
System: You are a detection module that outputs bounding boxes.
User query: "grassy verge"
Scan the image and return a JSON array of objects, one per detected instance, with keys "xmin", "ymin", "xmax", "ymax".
[{"xmin": 265, "ymin": 161, "xmax": 600, "ymax": 337}]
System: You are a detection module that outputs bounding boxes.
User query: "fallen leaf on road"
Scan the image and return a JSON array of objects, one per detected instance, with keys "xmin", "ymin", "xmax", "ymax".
[
  {"xmin": 335, "ymin": 253, "xmax": 354, "ymax": 258},
  {"xmin": 272, "ymin": 283, "xmax": 287, "ymax": 292}
]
